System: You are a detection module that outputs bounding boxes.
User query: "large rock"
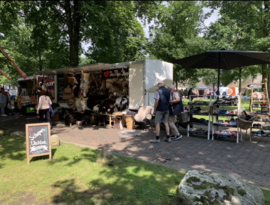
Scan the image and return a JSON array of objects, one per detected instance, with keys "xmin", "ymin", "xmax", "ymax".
[
  {"xmin": 96, "ymin": 148, "xmax": 122, "ymax": 166},
  {"xmin": 10, "ymin": 131, "xmax": 25, "ymax": 137},
  {"xmin": 178, "ymin": 170, "xmax": 265, "ymax": 205},
  {"xmin": 50, "ymin": 134, "xmax": 60, "ymax": 146}
]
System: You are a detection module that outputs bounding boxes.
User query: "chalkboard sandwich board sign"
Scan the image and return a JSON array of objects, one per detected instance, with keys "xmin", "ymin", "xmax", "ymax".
[{"xmin": 26, "ymin": 123, "xmax": 52, "ymax": 164}]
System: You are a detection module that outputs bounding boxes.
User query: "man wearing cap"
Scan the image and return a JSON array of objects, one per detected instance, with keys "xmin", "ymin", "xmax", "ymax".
[
  {"xmin": 168, "ymin": 84, "xmax": 183, "ymax": 140},
  {"xmin": 150, "ymin": 80, "xmax": 171, "ymax": 143}
]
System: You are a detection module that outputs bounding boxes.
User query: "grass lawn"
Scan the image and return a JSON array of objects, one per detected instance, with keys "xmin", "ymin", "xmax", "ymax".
[
  {"xmin": 0, "ymin": 135, "xmax": 185, "ymax": 205},
  {"xmin": 0, "ymin": 134, "xmax": 269, "ymax": 205}
]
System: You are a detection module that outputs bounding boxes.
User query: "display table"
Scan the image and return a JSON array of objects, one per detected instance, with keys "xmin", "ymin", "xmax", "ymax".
[
  {"xmin": 111, "ymin": 113, "xmax": 124, "ymax": 129},
  {"xmin": 98, "ymin": 113, "xmax": 112, "ymax": 127}
]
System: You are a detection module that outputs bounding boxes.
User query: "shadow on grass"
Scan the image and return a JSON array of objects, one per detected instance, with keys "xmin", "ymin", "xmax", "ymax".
[
  {"xmin": 52, "ymin": 179, "xmax": 95, "ymax": 204},
  {"xmin": 0, "ymin": 135, "xmax": 26, "ymax": 166},
  {"xmin": 51, "ymin": 157, "xmax": 183, "ymax": 205},
  {"xmin": 63, "ymin": 148, "xmax": 99, "ymax": 167},
  {"xmin": 30, "ymin": 148, "xmax": 57, "ymax": 163},
  {"xmin": 0, "ymin": 135, "xmax": 59, "ymax": 166}
]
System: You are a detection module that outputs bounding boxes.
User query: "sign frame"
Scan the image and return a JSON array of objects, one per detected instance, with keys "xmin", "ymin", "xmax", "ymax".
[{"xmin": 25, "ymin": 123, "xmax": 52, "ymax": 164}]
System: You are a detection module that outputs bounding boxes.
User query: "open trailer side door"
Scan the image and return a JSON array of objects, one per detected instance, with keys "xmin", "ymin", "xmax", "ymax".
[
  {"xmin": 128, "ymin": 62, "xmax": 145, "ymax": 110},
  {"xmin": 144, "ymin": 60, "xmax": 173, "ymax": 107}
]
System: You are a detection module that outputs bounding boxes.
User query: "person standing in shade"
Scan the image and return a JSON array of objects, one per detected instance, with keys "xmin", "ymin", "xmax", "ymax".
[
  {"xmin": 150, "ymin": 80, "xmax": 171, "ymax": 143},
  {"xmin": 0, "ymin": 88, "xmax": 7, "ymax": 116},
  {"xmin": 36, "ymin": 90, "xmax": 52, "ymax": 129},
  {"xmin": 9, "ymin": 97, "xmax": 15, "ymax": 115},
  {"xmin": 168, "ymin": 84, "xmax": 183, "ymax": 141},
  {"xmin": 1, "ymin": 87, "xmax": 9, "ymax": 114}
]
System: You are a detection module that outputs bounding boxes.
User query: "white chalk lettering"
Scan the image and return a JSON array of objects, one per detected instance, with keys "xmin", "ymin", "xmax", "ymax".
[
  {"xmin": 30, "ymin": 145, "xmax": 48, "ymax": 152},
  {"xmin": 29, "ymin": 128, "xmax": 46, "ymax": 140},
  {"xmin": 30, "ymin": 140, "xmax": 47, "ymax": 146}
]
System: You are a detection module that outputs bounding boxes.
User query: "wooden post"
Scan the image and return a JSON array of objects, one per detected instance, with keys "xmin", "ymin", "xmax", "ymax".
[{"xmin": 239, "ymin": 68, "xmax": 242, "ymax": 109}]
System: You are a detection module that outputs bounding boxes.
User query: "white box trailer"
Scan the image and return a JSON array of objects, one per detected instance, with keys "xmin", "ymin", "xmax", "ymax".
[
  {"xmin": 34, "ymin": 59, "xmax": 173, "ymax": 110},
  {"xmin": 128, "ymin": 60, "xmax": 173, "ymax": 109}
]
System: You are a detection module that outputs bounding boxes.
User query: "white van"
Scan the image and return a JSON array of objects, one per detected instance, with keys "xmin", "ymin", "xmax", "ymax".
[{"xmin": 215, "ymin": 87, "xmax": 239, "ymax": 98}]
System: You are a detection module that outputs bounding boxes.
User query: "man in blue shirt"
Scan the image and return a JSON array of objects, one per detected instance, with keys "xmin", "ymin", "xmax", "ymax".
[{"xmin": 150, "ymin": 80, "xmax": 171, "ymax": 143}]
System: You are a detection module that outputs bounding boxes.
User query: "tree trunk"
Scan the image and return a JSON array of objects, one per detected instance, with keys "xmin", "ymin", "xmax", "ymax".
[
  {"xmin": 64, "ymin": 0, "xmax": 81, "ymax": 67},
  {"xmin": 39, "ymin": 52, "xmax": 42, "ymax": 71}
]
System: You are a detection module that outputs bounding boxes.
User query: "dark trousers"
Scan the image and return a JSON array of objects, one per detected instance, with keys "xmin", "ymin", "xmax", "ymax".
[
  {"xmin": 39, "ymin": 109, "xmax": 52, "ymax": 128},
  {"xmin": 4, "ymin": 102, "xmax": 8, "ymax": 114}
]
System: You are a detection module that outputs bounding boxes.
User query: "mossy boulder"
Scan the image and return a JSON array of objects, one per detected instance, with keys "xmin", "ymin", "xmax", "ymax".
[
  {"xmin": 10, "ymin": 131, "xmax": 25, "ymax": 137},
  {"xmin": 50, "ymin": 135, "xmax": 60, "ymax": 146},
  {"xmin": 178, "ymin": 170, "xmax": 264, "ymax": 205},
  {"xmin": 96, "ymin": 148, "xmax": 122, "ymax": 166}
]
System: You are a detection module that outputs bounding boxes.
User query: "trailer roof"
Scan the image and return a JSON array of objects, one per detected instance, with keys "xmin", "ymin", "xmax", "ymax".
[{"xmin": 36, "ymin": 61, "xmax": 144, "ymax": 75}]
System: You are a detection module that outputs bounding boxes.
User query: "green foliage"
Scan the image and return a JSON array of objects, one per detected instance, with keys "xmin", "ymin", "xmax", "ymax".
[
  {"xmin": 85, "ymin": 2, "xmax": 147, "ymax": 63},
  {"xmin": 147, "ymin": 1, "xmax": 209, "ymax": 85},
  {"xmin": 148, "ymin": 1, "xmax": 207, "ymax": 60},
  {"xmin": 262, "ymin": 188, "xmax": 270, "ymax": 205},
  {"xmin": 200, "ymin": 69, "xmax": 218, "ymax": 89},
  {"xmin": 186, "ymin": 176, "xmax": 201, "ymax": 184},
  {"xmin": 238, "ymin": 188, "xmax": 247, "ymax": 196},
  {"xmin": 0, "ymin": 0, "xmax": 158, "ymax": 80},
  {"xmin": 206, "ymin": 1, "xmax": 270, "ymax": 88},
  {"xmin": 0, "ymin": 1, "xmax": 70, "ymax": 84}
]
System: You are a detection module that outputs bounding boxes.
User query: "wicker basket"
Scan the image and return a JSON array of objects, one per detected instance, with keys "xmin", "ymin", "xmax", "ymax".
[
  {"xmin": 237, "ymin": 117, "xmax": 253, "ymax": 130},
  {"xmin": 177, "ymin": 112, "xmax": 189, "ymax": 123}
]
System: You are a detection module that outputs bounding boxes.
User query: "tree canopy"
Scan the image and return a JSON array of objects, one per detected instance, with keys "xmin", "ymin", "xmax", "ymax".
[
  {"xmin": 0, "ymin": 0, "xmax": 269, "ymax": 89},
  {"xmin": 0, "ymin": 1, "xmax": 160, "ymax": 84}
]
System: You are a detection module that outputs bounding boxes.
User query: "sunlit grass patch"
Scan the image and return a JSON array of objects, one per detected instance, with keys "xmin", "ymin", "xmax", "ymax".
[{"xmin": 0, "ymin": 135, "xmax": 185, "ymax": 205}]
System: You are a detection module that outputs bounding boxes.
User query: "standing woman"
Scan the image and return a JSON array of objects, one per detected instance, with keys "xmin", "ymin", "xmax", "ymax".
[{"xmin": 36, "ymin": 90, "xmax": 52, "ymax": 129}]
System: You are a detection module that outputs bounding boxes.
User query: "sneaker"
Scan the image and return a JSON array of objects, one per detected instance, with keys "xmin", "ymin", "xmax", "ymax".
[
  {"xmin": 149, "ymin": 139, "xmax": 160, "ymax": 143},
  {"xmin": 174, "ymin": 135, "xmax": 183, "ymax": 141},
  {"xmin": 1, "ymin": 114, "xmax": 7, "ymax": 116}
]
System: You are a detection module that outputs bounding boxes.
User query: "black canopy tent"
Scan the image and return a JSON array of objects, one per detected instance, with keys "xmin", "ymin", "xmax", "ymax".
[{"xmin": 171, "ymin": 50, "xmax": 270, "ymax": 97}]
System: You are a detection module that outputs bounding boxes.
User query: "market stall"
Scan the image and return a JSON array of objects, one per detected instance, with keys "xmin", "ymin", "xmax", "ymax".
[
  {"xmin": 17, "ymin": 75, "xmax": 56, "ymax": 114},
  {"xmin": 34, "ymin": 60, "xmax": 173, "ymax": 127}
]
